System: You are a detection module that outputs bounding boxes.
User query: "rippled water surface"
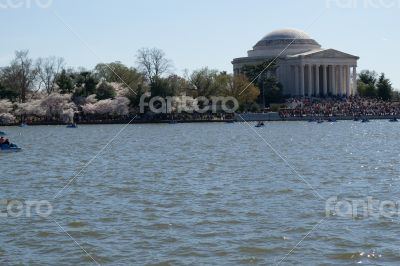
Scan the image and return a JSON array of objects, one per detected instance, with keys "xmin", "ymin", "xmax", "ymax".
[{"xmin": 1, "ymin": 121, "xmax": 400, "ymax": 265}]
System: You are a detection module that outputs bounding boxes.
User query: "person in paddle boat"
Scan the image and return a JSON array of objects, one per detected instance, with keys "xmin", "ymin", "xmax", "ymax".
[
  {"xmin": 0, "ymin": 136, "xmax": 21, "ymax": 151},
  {"xmin": 0, "ymin": 136, "xmax": 10, "ymax": 146},
  {"xmin": 256, "ymin": 121, "xmax": 265, "ymax": 127}
]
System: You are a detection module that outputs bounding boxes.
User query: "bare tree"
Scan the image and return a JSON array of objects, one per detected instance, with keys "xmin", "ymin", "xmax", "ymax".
[
  {"xmin": 1, "ymin": 50, "xmax": 37, "ymax": 102},
  {"xmin": 136, "ymin": 48, "xmax": 171, "ymax": 83},
  {"xmin": 36, "ymin": 56, "xmax": 65, "ymax": 95}
]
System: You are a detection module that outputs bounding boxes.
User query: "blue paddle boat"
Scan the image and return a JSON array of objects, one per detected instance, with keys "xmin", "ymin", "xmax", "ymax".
[
  {"xmin": 389, "ymin": 118, "xmax": 398, "ymax": 122},
  {"xmin": 0, "ymin": 143, "xmax": 22, "ymax": 153},
  {"xmin": 66, "ymin": 123, "xmax": 78, "ymax": 128}
]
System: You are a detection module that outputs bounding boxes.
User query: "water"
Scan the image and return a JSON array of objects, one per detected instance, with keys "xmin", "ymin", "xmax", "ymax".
[{"xmin": 1, "ymin": 121, "xmax": 400, "ymax": 265}]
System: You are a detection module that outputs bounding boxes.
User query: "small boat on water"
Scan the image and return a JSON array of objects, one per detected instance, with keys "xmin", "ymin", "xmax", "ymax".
[
  {"xmin": 225, "ymin": 120, "xmax": 235, "ymax": 124},
  {"xmin": 361, "ymin": 118, "xmax": 370, "ymax": 123},
  {"xmin": 317, "ymin": 120, "xmax": 324, "ymax": 124},
  {"xmin": 353, "ymin": 117, "xmax": 360, "ymax": 122},
  {"xmin": 255, "ymin": 121, "xmax": 265, "ymax": 128},
  {"xmin": 327, "ymin": 118, "xmax": 337, "ymax": 122},
  {"xmin": 0, "ymin": 131, "xmax": 6, "ymax": 136},
  {"xmin": 0, "ymin": 143, "xmax": 22, "ymax": 153},
  {"xmin": 389, "ymin": 118, "xmax": 398, "ymax": 122},
  {"xmin": 66, "ymin": 123, "xmax": 78, "ymax": 128}
]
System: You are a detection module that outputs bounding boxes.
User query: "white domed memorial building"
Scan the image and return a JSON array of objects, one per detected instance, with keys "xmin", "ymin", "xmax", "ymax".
[{"xmin": 232, "ymin": 29, "xmax": 359, "ymax": 97}]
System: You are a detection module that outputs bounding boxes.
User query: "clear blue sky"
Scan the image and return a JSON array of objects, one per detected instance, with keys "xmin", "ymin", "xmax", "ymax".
[{"xmin": 0, "ymin": 0, "xmax": 399, "ymax": 88}]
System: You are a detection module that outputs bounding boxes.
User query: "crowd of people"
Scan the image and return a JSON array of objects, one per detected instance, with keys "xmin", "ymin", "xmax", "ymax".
[{"xmin": 279, "ymin": 97, "xmax": 400, "ymax": 118}]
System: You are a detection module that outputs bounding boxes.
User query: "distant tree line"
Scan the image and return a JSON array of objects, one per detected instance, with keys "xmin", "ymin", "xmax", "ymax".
[
  {"xmin": 0, "ymin": 48, "xmax": 397, "ymax": 124},
  {"xmin": 0, "ymin": 48, "xmax": 263, "ymax": 124}
]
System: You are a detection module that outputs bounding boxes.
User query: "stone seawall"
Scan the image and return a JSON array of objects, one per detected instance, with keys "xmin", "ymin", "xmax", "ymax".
[{"xmin": 235, "ymin": 112, "xmax": 282, "ymax": 121}]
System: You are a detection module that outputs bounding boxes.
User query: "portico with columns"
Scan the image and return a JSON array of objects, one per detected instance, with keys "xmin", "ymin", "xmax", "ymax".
[
  {"xmin": 281, "ymin": 49, "xmax": 359, "ymax": 96},
  {"xmin": 232, "ymin": 28, "xmax": 360, "ymax": 97}
]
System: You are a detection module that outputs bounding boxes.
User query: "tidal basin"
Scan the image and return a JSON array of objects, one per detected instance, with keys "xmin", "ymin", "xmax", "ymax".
[{"xmin": 2, "ymin": 121, "xmax": 400, "ymax": 265}]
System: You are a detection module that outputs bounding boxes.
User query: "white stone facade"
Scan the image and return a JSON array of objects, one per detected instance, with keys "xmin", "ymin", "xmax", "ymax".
[{"xmin": 232, "ymin": 29, "xmax": 359, "ymax": 97}]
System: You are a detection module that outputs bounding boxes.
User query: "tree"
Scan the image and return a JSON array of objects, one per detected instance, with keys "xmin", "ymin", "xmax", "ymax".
[
  {"xmin": 96, "ymin": 81, "xmax": 116, "ymax": 100},
  {"xmin": 240, "ymin": 60, "xmax": 278, "ymax": 85},
  {"xmin": 376, "ymin": 73, "xmax": 393, "ymax": 101},
  {"xmin": 36, "ymin": 56, "xmax": 65, "ymax": 94},
  {"xmin": 73, "ymin": 71, "xmax": 98, "ymax": 97},
  {"xmin": 136, "ymin": 48, "xmax": 172, "ymax": 83},
  {"xmin": 263, "ymin": 76, "xmax": 283, "ymax": 104},
  {"xmin": 0, "ymin": 82, "xmax": 19, "ymax": 101},
  {"xmin": 56, "ymin": 69, "xmax": 74, "ymax": 94},
  {"xmin": 240, "ymin": 60, "xmax": 279, "ymax": 107},
  {"xmin": 357, "ymin": 70, "xmax": 378, "ymax": 97},
  {"xmin": 1, "ymin": 50, "xmax": 37, "ymax": 102},
  {"xmin": 358, "ymin": 70, "xmax": 378, "ymax": 86},
  {"xmin": 189, "ymin": 68, "xmax": 222, "ymax": 97},
  {"xmin": 358, "ymin": 82, "xmax": 377, "ymax": 97},
  {"xmin": 94, "ymin": 62, "xmax": 147, "ymax": 101},
  {"xmin": 165, "ymin": 74, "xmax": 190, "ymax": 96},
  {"xmin": 82, "ymin": 96, "xmax": 130, "ymax": 116},
  {"xmin": 94, "ymin": 62, "xmax": 142, "ymax": 84},
  {"xmin": 149, "ymin": 77, "xmax": 170, "ymax": 98},
  {"xmin": 40, "ymin": 93, "xmax": 76, "ymax": 121},
  {"xmin": 222, "ymin": 74, "xmax": 260, "ymax": 111},
  {"xmin": 0, "ymin": 99, "xmax": 13, "ymax": 114}
]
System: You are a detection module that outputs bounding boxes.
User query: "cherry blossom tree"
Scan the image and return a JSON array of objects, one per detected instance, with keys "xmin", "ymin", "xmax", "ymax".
[{"xmin": 0, "ymin": 99, "xmax": 13, "ymax": 113}]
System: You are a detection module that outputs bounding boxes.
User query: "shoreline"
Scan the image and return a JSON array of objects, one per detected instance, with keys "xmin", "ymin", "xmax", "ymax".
[{"xmin": 1, "ymin": 114, "xmax": 400, "ymax": 127}]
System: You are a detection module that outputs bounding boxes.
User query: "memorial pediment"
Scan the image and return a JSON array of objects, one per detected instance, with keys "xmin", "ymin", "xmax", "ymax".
[{"xmin": 304, "ymin": 49, "xmax": 359, "ymax": 59}]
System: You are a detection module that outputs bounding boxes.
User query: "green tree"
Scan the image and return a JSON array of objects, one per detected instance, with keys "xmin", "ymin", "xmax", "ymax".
[
  {"xmin": 357, "ymin": 70, "xmax": 378, "ymax": 97},
  {"xmin": 0, "ymin": 82, "xmax": 19, "ymax": 101},
  {"xmin": 240, "ymin": 60, "xmax": 280, "ymax": 107},
  {"xmin": 95, "ymin": 62, "xmax": 143, "ymax": 85},
  {"xmin": 150, "ymin": 77, "xmax": 170, "ymax": 98},
  {"xmin": 359, "ymin": 82, "xmax": 377, "ymax": 97},
  {"xmin": 74, "ymin": 71, "xmax": 98, "ymax": 97},
  {"xmin": 240, "ymin": 60, "xmax": 278, "ymax": 85},
  {"xmin": 263, "ymin": 76, "xmax": 283, "ymax": 104},
  {"xmin": 189, "ymin": 68, "xmax": 222, "ymax": 97},
  {"xmin": 95, "ymin": 62, "xmax": 148, "ymax": 106},
  {"xmin": 96, "ymin": 81, "xmax": 116, "ymax": 100},
  {"xmin": 376, "ymin": 73, "xmax": 392, "ymax": 101},
  {"xmin": 56, "ymin": 69, "xmax": 74, "ymax": 94},
  {"xmin": 358, "ymin": 70, "xmax": 378, "ymax": 86}
]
